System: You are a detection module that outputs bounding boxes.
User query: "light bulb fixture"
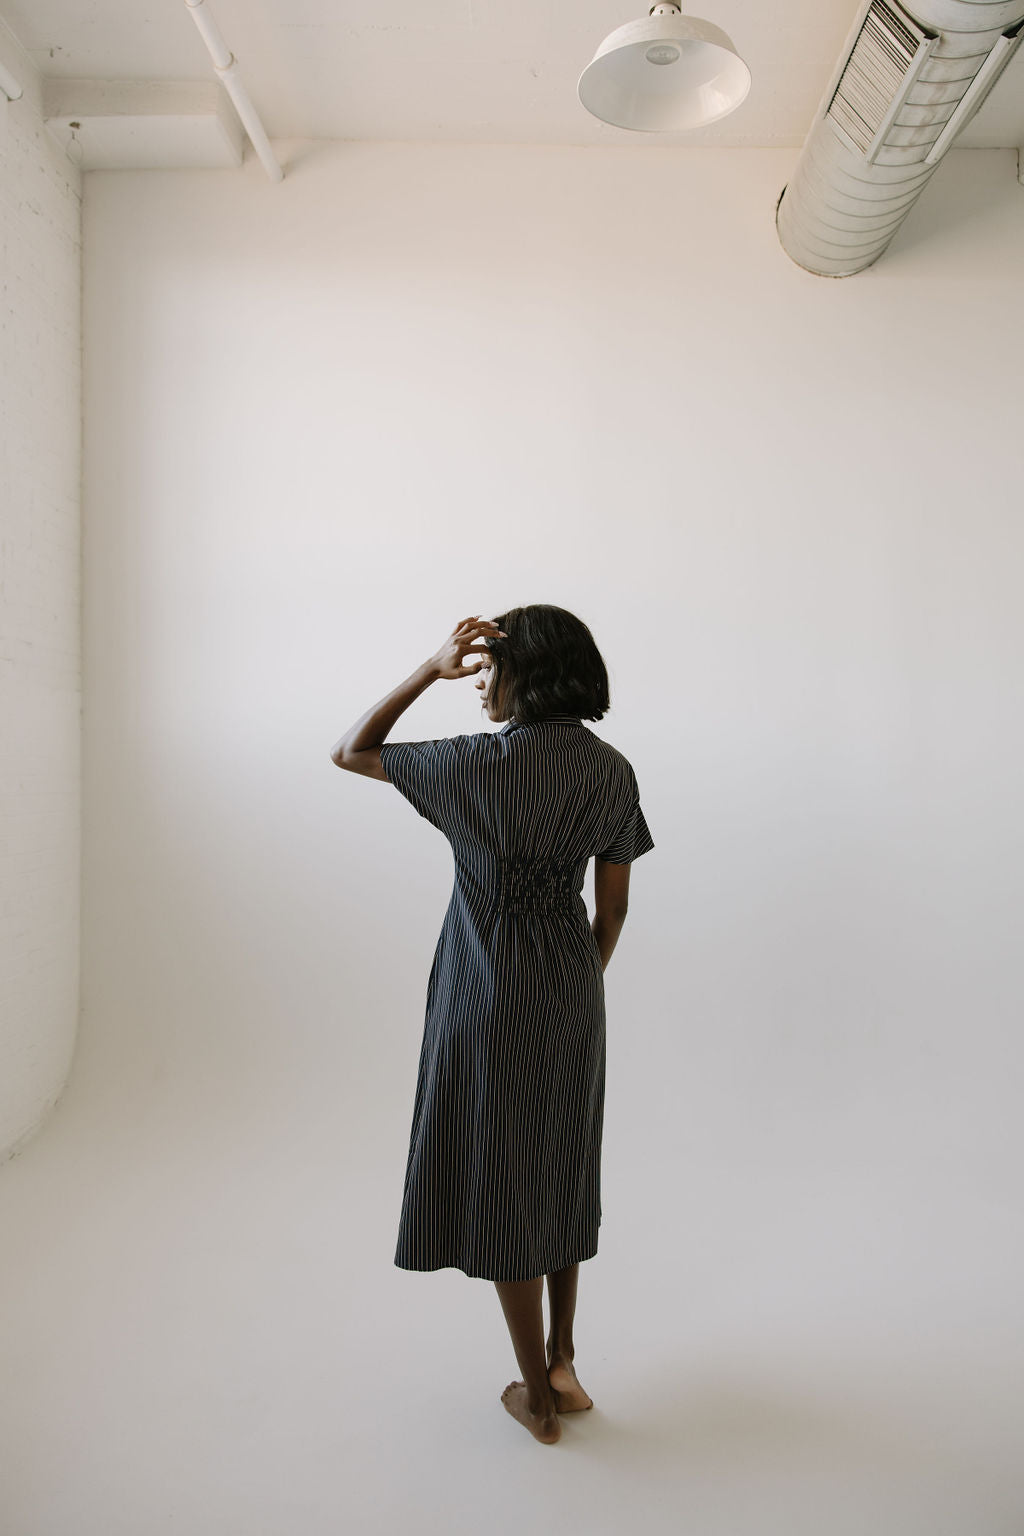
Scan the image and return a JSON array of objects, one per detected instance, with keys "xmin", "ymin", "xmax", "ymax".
[{"xmin": 578, "ymin": 2, "xmax": 751, "ymax": 132}]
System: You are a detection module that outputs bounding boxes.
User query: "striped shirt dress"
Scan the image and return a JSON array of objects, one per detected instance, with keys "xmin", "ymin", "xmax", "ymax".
[{"xmin": 378, "ymin": 713, "xmax": 655, "ymax": 1283}]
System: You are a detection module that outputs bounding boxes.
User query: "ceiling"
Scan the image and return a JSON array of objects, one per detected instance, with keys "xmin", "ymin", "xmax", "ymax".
[{"xmin": 2, "ymin": 0, "xmax": 1022, "ymax": 149}]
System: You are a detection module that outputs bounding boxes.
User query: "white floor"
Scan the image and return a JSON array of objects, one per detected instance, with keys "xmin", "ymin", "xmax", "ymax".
[{"xmin": 2, "ymin": 1052, "xmax": 1022, "ymax": 1536}]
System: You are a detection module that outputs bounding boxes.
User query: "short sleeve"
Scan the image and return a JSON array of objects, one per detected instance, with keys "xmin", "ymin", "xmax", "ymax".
[
  {"xmin": 379, "ymin": 737, "xmax": 464, "ymax": 836},
  {"xmin": 596, "ymin": 792, "xmax": 655, "ymax": 865}
]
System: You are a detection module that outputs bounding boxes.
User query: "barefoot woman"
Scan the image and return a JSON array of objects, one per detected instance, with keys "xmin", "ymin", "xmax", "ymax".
[{"xmin": 331, "ymin": 607, "xmax": 654, "ymax": 1445}]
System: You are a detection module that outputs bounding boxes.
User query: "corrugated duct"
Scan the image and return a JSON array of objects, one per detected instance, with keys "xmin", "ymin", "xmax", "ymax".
[{"xmin": 776, "ymin": 0, "xmax": 1024, "ymax": 275}]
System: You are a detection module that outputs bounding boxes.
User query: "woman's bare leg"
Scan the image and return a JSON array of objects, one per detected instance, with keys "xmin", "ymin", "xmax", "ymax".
[
  {"xmin": 545, "ymin": 1261, "xmax": 579, "ymax": 1363},
  {"xmin": 494, "ymin": 1275, "xmax": 561, "ymax": 1443},
  {"xmin": 545, "ymin": 1262, "xmax": 594, "ymax": 1410}
]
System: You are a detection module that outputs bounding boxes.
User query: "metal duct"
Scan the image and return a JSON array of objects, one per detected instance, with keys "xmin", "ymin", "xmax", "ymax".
[{"xmin": 777, "ymin": 0, "xmax": 1024, "ymax": 275}]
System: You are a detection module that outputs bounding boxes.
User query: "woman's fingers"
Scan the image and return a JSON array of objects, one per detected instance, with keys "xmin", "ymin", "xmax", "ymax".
[{"xmin": 450, "ymin": 615, "xmax": 506, "ymax": 646}]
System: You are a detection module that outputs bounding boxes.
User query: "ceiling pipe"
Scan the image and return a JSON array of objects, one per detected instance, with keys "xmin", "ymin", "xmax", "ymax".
[
  {"xmin": 0, "ymin": 58, "xmax": 23, "ymax": 101},
  {"xmin": 184, "ymin": 0, "xmax": 283, "ymax": 182},
  {"xmin": 777, "ymin": 0, "xmax": 1024, "ymax": 276}
]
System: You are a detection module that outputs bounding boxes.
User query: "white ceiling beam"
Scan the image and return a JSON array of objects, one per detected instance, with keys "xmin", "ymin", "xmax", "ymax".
[{"xmin": 42, "ymin": 78, "xmax": 244, "ymax": 170}]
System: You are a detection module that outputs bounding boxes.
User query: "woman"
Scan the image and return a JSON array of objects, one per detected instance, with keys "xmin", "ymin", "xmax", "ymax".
[{"xmin": 331, "ymin": 606, "xmax": 654, "ymax": 1445}]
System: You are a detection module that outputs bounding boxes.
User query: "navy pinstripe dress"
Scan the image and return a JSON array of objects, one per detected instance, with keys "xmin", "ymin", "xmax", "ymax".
[{"xmin": 379, "ymin": 714, "xmax": 654, "ymax": 1283}]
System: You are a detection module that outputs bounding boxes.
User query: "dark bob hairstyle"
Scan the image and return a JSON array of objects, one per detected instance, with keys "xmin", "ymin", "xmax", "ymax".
[{"xmin": 483, "ymin": 604, "xmax": 610, "ymax": 724}]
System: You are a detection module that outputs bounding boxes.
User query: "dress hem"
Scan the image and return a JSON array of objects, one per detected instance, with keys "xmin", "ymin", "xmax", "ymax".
[{"xmin": 394, "ymin": 1247, "xmax": 599, "ymax": 1283}]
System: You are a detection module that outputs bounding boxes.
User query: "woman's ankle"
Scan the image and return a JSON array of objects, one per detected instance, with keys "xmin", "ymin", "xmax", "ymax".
[{"xmin": 546, "ymin": 1338, "xmax": 575, "ymax": 1366}]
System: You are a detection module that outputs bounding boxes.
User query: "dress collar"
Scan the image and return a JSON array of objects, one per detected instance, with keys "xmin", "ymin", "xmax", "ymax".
[{"xmin": 500, "ymin": 715, "xmax": 583, "ymax": 732}]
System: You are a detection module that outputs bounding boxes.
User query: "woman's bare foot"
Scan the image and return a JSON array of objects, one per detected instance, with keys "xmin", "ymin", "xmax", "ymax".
[
  {"xmin": 500, "ymin": 1381, "xmax": 562, "ymax": 1443},
  {"xmin": 547, "ymin": 1356, "xmax": 594, "ymax": 1412}
]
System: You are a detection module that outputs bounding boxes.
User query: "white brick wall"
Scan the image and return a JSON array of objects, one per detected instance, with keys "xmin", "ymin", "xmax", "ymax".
[{"xmin": 0, "ymin": 33, "xmax": 82, "ymax": 1160}]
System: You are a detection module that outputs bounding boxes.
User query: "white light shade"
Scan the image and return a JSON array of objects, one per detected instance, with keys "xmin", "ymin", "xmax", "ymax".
[{"xmin": 578, "ymin": 12, "xmax": 751, "ymax": 132}]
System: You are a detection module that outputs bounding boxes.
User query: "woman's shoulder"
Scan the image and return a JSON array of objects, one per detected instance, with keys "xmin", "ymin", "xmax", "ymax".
[{"xmin": 580, "ymin": 727, "xmax": 638, "ymax": 781}]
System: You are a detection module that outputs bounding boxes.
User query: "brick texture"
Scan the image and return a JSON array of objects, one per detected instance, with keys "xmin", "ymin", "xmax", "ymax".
[{"xmin": 0, "ymin": 47, "xmax": 82, "ymax": 1160}]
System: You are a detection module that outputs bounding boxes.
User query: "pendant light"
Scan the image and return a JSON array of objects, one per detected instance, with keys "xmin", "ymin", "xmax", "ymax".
[{"xmin": 578, "ymin": 2, "xmax": 751, "ymax": 132}]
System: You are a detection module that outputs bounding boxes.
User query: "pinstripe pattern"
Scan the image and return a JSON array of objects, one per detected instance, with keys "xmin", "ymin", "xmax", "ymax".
[{"xmin": 379, "ymin": 714, "xmax": 654, "ymax": 1282}]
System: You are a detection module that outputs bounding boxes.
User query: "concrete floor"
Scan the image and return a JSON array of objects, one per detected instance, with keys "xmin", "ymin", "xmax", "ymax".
[{"xmin": 2, "ymin": 1054, "xmax": 1022, "ymax": 1536}]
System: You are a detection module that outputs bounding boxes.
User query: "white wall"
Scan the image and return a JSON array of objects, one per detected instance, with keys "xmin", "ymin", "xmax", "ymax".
[
  {"xmin": 0, "ymin": 28, "xmax": 81, "ymax": 1159},
  {"xmin": 77, "ymin": 143, "xmax": 1024, "ymax": 1352}
]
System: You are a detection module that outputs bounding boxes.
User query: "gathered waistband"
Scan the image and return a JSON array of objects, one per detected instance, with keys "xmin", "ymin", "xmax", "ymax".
[{"xmin": 493, "ymin": 855, "xmax": 579, "ymax": 915}]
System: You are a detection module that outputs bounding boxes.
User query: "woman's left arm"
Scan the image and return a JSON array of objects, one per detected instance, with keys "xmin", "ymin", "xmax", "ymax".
[
  {"xmin": 330, "ymin": 615, "xmax": 504, "ymax": 779},
  {"xmin": 331, "ymin": 659, "xmax": 441, "ymax": 779}
]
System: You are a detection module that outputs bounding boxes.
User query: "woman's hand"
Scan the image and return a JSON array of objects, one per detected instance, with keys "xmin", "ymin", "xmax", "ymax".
[{"xmin": 429, "ymin": 615, "xmax": 506, "ymax": 681}]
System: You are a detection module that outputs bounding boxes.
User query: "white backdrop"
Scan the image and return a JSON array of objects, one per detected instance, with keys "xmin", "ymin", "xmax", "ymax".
[
  {"xmin": 81, "ymin": 133, "xmax": 1024, "ymax": 1369},
  {"xmin": 3, "ymin": 142, "xmax": 1023, "ymax": 1533}
]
